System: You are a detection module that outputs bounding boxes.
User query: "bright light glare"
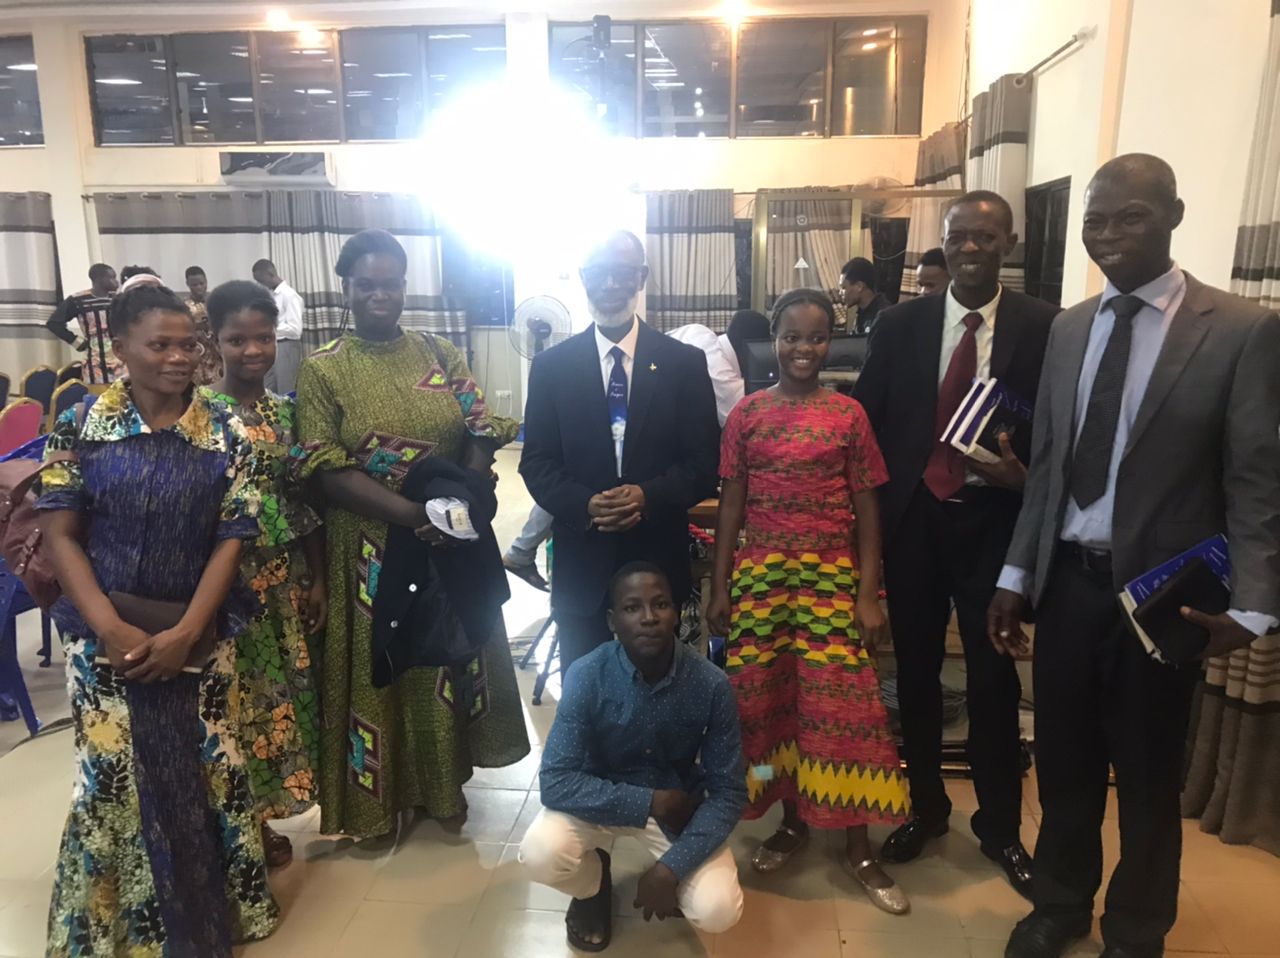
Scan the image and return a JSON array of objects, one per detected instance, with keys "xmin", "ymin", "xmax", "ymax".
[
  {"xmin": 7, "ymin": 63, "xmax": 37, "ymax": 71},
  {"xmin": 266, "ymin": 8, "xmax": 292, "ymax": 30},
  {"xmin": 96, "ymin": 77, "xmax": 142, "ymax": 85},
  {"xmin": 862, "ymin": 42, "xmax": 879, "ymax": 51},
  {"xmin": 411, "ymin": 81, "xmax": 634, "ymax": 266},
  {"xmin": 721, "ymin": 0, "xmax": 748, "ymax": 27},
  {"xmin": 297, "ymin": 28, "xmax": 326, "ymax": 48},
  {"xmin": 862, "ymin": 28, "xmax": 879, "ymax": 37}
]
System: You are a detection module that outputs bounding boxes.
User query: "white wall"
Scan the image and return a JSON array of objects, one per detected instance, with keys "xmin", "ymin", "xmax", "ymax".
[{"xmin": 1116, "ymin": 0, "xmax": 1271, "ymax": 289}]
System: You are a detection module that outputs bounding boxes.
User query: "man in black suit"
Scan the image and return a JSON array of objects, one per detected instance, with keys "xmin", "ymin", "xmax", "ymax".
[
  {"xmin": 855, "ymin": 190, "xmax": 1058, "ymax": 898},
  {"xmin": 520, "ymin": 231, "xmax": 720, "ymax": 670}
]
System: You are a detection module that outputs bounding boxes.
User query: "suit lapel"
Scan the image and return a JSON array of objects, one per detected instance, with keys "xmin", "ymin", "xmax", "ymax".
[
  {"xmin": 1054, "ymin": 299, "xmax": 1098, "ymax": 469},
  {"xmin": 989, "ymin": 292, "xmax": 1020, "ymax": 381},
  {"xmin": 918, "ymin": 296, "xmax": 946, "ymax": 407},
  {"xmin": 1123, "ymin": 278, "xmax": 1213, "ymax": 455},
  {"xmin": 623, "ymin": 321, "xmax": 658, "ymax": 473}
]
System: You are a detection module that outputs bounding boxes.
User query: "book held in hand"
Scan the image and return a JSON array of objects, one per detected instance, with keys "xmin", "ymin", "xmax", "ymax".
[
  {"xmin": 1117, "ymin": 534, "xmax": 1231, "ymax": 665},
  {"xmin": 940, "ymin": 378, "xmax": 1034, "ymax": 464}
]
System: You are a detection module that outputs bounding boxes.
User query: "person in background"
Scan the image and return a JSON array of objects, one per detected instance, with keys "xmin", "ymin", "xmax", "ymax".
[
  {"xmin": 119, "ymin": 264, "xmax": 159, "ymax": 284},
  {"xmin": 841, "ymin": 257, "xmax": 890, "ymax": 335},
  {"xmin": 184, "ymin": 265, "xmax": 223, "ymax": 386},
  {"xmin": 204, "ymin": 279, "xmax": 326, "ymax": 869},
  {"xmin": 252, "ymin": 258, "xmax": 305, "ymax": 395},
  {"xmin": 295, "ymin": 228, "xmax": 529, "ymax": 840},
  {"xmin": 916, "ymin": 247, "xmax": 951, "ymax": 296},
  {"xmin": 45, "ymin": 263, "xmax": 119, "ymax": 385},
  {"xmin": 503, "ymin": 503, "xmax": 552, "ymax": 591},
  {"xmin": 37, "ymin": 282, "xmax": 278, "ymax": 956},
  {"xmin": 707, "ymin": 289, "xmax": 911, "ymax": 915},
  {"xmin": 520, "ymin": 562, "xmax": 746, "ymax": 951},
  {"xmin": 668, "ymin": 308, "xmax": 773, "ymax": 426},
  {"xmin": 990, "ymin": 155, "xmax": 1280, "ymax": 958},
  {"xmin": 519, "ymin": 231, "xmax": 720, "ymax": 672}
]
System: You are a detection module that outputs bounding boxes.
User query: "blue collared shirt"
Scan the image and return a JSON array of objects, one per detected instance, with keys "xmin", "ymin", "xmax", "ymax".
[
  {"xmin": 998, "ymin": 265, "xmax": 1276, "ymax": 635},
  {"xmin": 538, "ymin": 640, "xmax": 747, "ymax": 879}
]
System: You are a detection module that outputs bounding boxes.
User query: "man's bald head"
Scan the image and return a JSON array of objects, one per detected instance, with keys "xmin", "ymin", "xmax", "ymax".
[
  {"xmin": 583, "ymin": 230, "xmax": 646, "ymax": 270},
  {"xmin": 1082, "ymin": 153, "xmax": 1185, "ymax": 293},
  {"xmin": 581, "ymin": 230, "xmax": 648, "ymax": 329}
]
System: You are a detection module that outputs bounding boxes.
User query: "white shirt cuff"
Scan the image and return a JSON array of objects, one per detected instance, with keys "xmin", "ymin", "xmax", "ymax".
[
  {"xmin": 997, "ymin": 565, "xmax": 1032, "ymax": 597},
  {"xmin": 1227, "ymin": 610, "xmax": 1278, "ymax": 637}
]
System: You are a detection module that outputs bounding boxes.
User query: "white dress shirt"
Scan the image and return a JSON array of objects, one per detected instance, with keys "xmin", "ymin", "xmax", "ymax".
[
  {"xmin": 594, "ymin": 316, "xmax": 640, "ymax": 403},
  {"xmin": 273, "ymin": 280, "xmax": 305, "ymax": 342},
  {"xmin": 667, "ymin": 323, "xmax": 743, "ymax": 426},
  {"xmin": 941, "ymin": 284, "xmax": 1001, "ymax": 485},
  {"xmin": 997, "ymin": 265, "xmax": 1275, "ymax": 636}
]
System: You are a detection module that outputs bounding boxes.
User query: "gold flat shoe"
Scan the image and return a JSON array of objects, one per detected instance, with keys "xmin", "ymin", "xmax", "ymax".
[
  {"xmin": 751, "ymin": 824, "xmax": 809, "ymax": 873},
  {"xmin": 845, "ymin": 857, "xmax": 910, "ymax": 915}
]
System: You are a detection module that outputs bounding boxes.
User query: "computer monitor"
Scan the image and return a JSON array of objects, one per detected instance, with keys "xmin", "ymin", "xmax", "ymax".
[{"xmin": 741, "ymin": 334, "xmax": 869, "ymax": 394}]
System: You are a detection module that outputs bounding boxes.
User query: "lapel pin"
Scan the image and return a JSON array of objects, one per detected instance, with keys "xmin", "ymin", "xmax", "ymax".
[{"xmin": 649, "ymin": 363, "xmax": 658, "ymax": 372}]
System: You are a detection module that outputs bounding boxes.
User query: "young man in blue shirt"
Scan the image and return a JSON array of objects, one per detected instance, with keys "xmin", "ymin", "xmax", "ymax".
[{"xmin": 518, "ymin": 562, "xmax": 746, "ymax": 951}]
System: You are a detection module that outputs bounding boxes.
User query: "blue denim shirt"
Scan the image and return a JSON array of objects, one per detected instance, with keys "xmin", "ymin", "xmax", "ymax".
[{"xmin": 538, "ymin": 640, "xmax": 746, "ymax": 879}]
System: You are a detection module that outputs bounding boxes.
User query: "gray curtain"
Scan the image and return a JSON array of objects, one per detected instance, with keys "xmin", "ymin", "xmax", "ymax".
[
  {"xmin": 645, "ymin": 190, "xmax": 737, "ymax": 332},
  {"xmin": 902, "ymin": 123, "xmax": 966, "ymax": 298},
  {"xmin": 1183, "ymin": 0, "xmax": 1280, "ymax": 856},
  {"xmin": 0, "ymin": 192, "xmax": 63, "ymax": 374},
  {"xmin": 763, "ymin": 193, "xmax": 852, "ymax": 311},
  {"xmin": 966, "ymin": 74, "xmax": 1032, "ymax": 292}
]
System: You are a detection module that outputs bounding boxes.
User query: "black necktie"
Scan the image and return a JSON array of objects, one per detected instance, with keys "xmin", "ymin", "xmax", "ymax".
[{"xmin": 1070, "ymin": 294, "xmax": 1146, "ymax": 509}]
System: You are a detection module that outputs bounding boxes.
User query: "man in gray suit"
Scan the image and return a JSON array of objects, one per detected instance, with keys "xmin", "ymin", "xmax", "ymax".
[{"xmin": 988, "ymin": 154, "xmax": 1280, "ymax": 958}]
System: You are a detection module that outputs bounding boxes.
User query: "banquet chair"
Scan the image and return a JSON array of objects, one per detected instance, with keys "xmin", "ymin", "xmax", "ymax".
[
  {"xmin": 56, "ymin": 362, "xmax": 83, "ymax": 386},
  {"xmin": 0, "ymin": 435, "xmax": 54, "ymax": 669},
  {"xmin": 47, "ymin": 380, "xmax": 88, "ymax": 433},
  {"xmin": 0, "ymin": 399, "xmax": 43, "ymax": 457},
  {"xmin": 0, "ymin": 371, "xmax": 9, "ymax": 408},
  {"xmin": 0, "ymin": 561, "xmax": 41, "ymax": 735},
  {"xmin": 20, "ymin": 365, "xmax": 57, "ymax": 415}
]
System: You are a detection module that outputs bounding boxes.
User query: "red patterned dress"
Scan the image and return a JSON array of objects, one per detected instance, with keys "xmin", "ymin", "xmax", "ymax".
[{"xmin": 720, "ymin": 388, "xmax": 910, "ymax": 828}]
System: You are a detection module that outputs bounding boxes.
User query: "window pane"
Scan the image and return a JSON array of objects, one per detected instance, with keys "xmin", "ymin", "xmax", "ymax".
[
  {"xmin": 641, "ymin": 23, "xmax": 730, "ymax": 138},
  {"xmin": 550, "ymin": 23, "xmax": 636, "ymax": 136},
  {"xmin": 87, "ymin": 35, "xmax": 175, "ymax": 145},
  {"xmin": 0, "ymin": 35, "xmax": 43, "ymax": 146},
  {"xmin": 256, "ymin": 29, "xmax": 341, "ymax": 142},
  {"xmin": 736, "ymin": 20, "xmax": 829, "ymax": 137},
  {"xmin": 172, "ymin": 32, "xmax": 255, "ymax": 144},
  {"xmin": 342, "ymin": 28, "xmax": 424, "ymax": 141},
  {"xmin": 426, "ymin": 26, "xmax": 506, "ymax": 115},
  {"xmin": 831, "ymin": 17, "xmax": 926, "ymax": 136}
]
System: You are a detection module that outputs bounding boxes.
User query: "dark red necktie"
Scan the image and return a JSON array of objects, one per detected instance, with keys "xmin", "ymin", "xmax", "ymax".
[{"xmin": 924, "ymin": 312, "xmax": 983, "ymax": 500}]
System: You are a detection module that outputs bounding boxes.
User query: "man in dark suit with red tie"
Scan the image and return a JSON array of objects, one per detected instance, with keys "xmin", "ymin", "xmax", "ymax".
[
  {"xmin": 520, "ymin": 231, "xmax": 720, "ymax": 671},
  {"xmin": 855, "ymin": 191, "xmax": 1059, "ymax": 898}
]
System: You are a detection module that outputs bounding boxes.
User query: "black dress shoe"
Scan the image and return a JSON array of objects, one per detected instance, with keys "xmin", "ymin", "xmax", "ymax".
[
  {"xmin": 503, "ymin": 558, "xmax": 549, "ymax": 592},
  {"xmin": 981, "ymin": 840, "xmax": 1034, "ymax": 900},
  {"xmin": 880, "ymin": 815, "xmax": 949, "ymax": 864},
  {"xmin": 1005, "ymin": 912, "xmax": 1092, "ymax": 958}
]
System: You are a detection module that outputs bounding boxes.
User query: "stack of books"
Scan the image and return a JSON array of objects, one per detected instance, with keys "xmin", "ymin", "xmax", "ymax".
[
  {"xmin": 940, "ymin": 378, "xmax": 1034, "ymax": 463},
  {"xmin": 1118, "ymin": 534, "xmax": 1231, "ymax": 665}
]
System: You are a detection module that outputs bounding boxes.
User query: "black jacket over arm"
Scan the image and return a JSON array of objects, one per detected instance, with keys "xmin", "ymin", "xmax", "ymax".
[
  {"xmin": 854, "ymin": 290, "xmax": 1059, "ymax": 541},
  {"xmin": 519, "ymin": 321, "xmax": 720, "ymax": 615}
]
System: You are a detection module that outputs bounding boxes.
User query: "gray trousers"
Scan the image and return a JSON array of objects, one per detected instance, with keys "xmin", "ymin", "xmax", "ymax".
[
  {"xmin": 266, "ymin": 339, "xmax": 304, "ymax": 395},
  {"xmin": 504, "ymin": 504, "xmax": 553, "ymax": 566}
]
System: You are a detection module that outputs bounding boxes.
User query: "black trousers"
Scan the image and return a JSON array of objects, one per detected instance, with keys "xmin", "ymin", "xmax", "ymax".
[
  {"xmin": 883, "ymin": 483, "xmax": 1025, "ymax": 847},
  {"xmin": 1032, "ymin": 548, "xmax": 1198, "ymax": 952},
  {"xmin": 553, "ymin": 600, "xmax": 613, "ymax": 674}
]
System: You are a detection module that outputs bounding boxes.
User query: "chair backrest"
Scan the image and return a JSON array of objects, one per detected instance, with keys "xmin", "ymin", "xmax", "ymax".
[
  {"xmin": 0, "ymin": 372, "xmax": 9, "ymax": 408},
  {"xmin": 56, "ymin": 362, "xmax": 83, "ymax": 386},
  {"xmin": 48, "ymin": 380, "xmax": 89, "ymax": 433},
  {"xmin": 19, "ymin": 366, "xmax": 57, "ymax": 414},
  {"xmin": 0, "ymin": 399, "xmax": 44, "ymax": 457}
]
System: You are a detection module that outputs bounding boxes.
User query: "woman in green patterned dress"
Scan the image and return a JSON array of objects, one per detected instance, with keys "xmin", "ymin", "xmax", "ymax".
[
  {"xmin": 295, "ymin": 229, "xmax": 530, "ymax": 839},
  {"xmin": 203, "ymin": 279, "xmax": 326, "ymax": 866}
]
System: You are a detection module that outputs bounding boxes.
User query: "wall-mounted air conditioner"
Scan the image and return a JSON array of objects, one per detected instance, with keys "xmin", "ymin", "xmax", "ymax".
[{"xmin": 219, "ymin": 152, "xmax": 332, "ymax": 187}]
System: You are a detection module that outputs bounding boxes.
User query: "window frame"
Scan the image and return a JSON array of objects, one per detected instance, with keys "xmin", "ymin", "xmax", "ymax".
[
  {"xmin": 84, "ymin": 33, "xmax": 179, "ymax": 147},
  {"xmin": 0, "ymin": 34, "xmax": 44, "ymax": 148}
]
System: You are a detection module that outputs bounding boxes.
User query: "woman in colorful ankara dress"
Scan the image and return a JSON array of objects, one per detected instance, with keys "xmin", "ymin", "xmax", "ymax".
[
  {"xmin": 708, "ymin": 288, "xmax": 912, "ymax": 915},
  {"xmin": 295, "ymin": 228, "xmax": 529, "ymax": 840},
  {"xmin": 37, "ymin": 282, "xmax": 277, "ymax": 956},
  {"xmin": 203, "ymin": 278, "xmax": 327, "ymax": 868}
]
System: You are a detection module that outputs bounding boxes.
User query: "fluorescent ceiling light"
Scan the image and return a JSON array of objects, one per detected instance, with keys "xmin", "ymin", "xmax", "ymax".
[
  {"xmin": 373, "ymin": 72, "xmax": 413, "ymax": 78},
  {"xmin": 862, "ymin": 28, "xmax": 879, "ymax": 36},
  {"xmin": 7, "ymin": 63, "xmax": 37, "ymax": 72},
  {"xmin": 862, "ymin": 42, "xmax": 879, "ymax": 50},
  {"xmin": 651, "ymin": 81, "xmax": 685, "ymax": 88},
  {"xmin": 266, "ymin": 8, "xmax": 292, "ymax": 30},
  {"xmin": 176, "ymin": 71, "xmax": 200, "ymax": 78},
  {"xmin": 96, "ymin": 77, "xmax": 142, "ymax": 85},
  {"xmin": 472, "ymin": 46, "xmax": 505, "ymax": 52},
  {"xmin": 230, "ymin": 51, "xmax": 249, "ymax": 58},
  {"xmin": 294, "ymin": 87, "xmax": 333, "ymax": 94},
  {"xmin": 428, "ymin": 33, "xmax": 471, "ymax": 40},
  {"xmin": 228, "ymin": 96, "xmax": 254, "ymax": 102},
  {"xmin": 347, "ymin": 91, "xmax": 373, "ymax": 97},
  {"xmin": 297, "ymin": 49, "xmax": 328, "ymax": 56}
]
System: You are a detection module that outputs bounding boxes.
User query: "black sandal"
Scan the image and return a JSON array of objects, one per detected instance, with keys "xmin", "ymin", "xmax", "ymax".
[{"xmin": 565, "ymin": 849, "xmax": 612, "ymax": 953}]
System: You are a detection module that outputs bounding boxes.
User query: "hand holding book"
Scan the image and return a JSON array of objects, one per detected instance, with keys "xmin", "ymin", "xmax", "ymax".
[
  {"xmin": 1178, "ymin": 605, "xmax": 1257, "ymax": 659},
  {"xmin": 964, "ymin": 432, "xmax": 1028, "ymax": 492}
]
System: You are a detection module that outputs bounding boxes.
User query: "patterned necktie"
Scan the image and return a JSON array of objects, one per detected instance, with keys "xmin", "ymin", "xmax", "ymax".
[
  {"xmin": 924, "ymin": 311, "xmax": 984, "ymax": 501},
  {"xmin": 607, "ymin": 346, "xmax": 628, "ymax": 477},
  {"xmin": 1070, "ymin": 293, "xmax": 1146, "ymax": 509}
]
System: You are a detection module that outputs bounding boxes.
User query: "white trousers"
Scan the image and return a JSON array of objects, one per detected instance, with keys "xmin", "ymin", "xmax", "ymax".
[
  {"xmin": 266, "ymin": 338, "xmax": 303, "ymax": 396},
  {"xmin": 518, "ymin": 808, "xmax": 744, "ymax": 934}
]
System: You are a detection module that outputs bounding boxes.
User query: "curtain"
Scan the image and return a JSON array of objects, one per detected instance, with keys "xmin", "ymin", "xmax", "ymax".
[
  {"xmin": 1184, "ymin": 2, "xmax": 1280, "ymax": 855},
  {"xmin": 1230, "ymin": 1, "xmax": 1280, "ymax": 310},
  {"xmin": 901, "ymin": 122, "xmax": 966, "ymax": 299},
  {"xmin": 763, "ymin": 195, "xmax": 852, "ymax": 311},
  {"xmin": 645, "ymin": 189, "xmax": 737, "ymax": 332},
  {"xmin": 966, "ymin": 74, "xmax": 1032, "ymax": 292},
  {"xmin": 0, "ymin": 192, "xmax": 66, "ymax": 374}
]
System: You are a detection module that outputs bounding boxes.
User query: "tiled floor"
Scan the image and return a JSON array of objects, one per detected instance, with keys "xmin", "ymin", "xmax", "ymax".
[{"xmin": 2, "ymin": 451, "xmax": 1279, "ymax": 956}]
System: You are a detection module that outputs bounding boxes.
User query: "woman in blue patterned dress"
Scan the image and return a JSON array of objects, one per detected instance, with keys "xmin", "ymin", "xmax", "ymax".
[{"xmin": 37, "ymin": 283, "xmax": 279, "ymax": 957}]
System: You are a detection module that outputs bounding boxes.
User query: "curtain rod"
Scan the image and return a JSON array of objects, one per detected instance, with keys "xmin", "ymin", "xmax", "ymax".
[{"xmin": 958, "ymin": 32, "xmax": 1085, "ymax": 125}]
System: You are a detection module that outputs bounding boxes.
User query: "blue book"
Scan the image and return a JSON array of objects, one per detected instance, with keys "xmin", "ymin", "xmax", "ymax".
[
  {"xmin": 1119, "ymin": 534, "xmax": 1230, "ymax": 663},
  {"xmin": 942, "ymin": 378, "xmax": 1033, "ymax": 464}
]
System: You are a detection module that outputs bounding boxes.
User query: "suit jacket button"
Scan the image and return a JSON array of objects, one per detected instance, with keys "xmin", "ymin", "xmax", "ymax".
[
  {"xmin": 390, "ymin": 620, "xmax": 399, "ymax": 628},
  {"xmin": 408, "ymin": 583, "xmax": 418, "ymax": 593}
]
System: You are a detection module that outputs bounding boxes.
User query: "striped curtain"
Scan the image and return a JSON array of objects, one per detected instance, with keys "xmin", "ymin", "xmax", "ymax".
[
  {"xmin": 966, "ymin": 73, "xmax": 1032, "ymax": 292},
  {"xmin": 901, "ymin": 123, "xmax": 966, "ymax": 299},
  {"xmin": 645, "ymin": 190, "xmax": 737, "ymax": 332},
  {"xmin": 0, "ymin": 192, "xmax": 64, "ymax": 374},
  {"xmin": 1183, "ymin": 1, "xmax": 1280, "ymax": 856},
  {"xmin": 763, "ymin": 193, "xmax": 852, "ymax": 312}
]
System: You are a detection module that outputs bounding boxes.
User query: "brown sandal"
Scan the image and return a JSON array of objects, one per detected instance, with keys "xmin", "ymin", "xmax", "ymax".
[{"xmin": 261, "ymin": 824, "xmax": 293, "ymax": 868}]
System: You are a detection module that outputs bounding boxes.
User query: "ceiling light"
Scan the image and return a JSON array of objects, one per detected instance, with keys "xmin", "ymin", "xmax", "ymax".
[
  {"xmin": 150, "ymin": 58, "xmax": 166, "ymax": 64},
  {"xmin": 373, "ymin": 72, "xmax": 413, "ymax": 78},
  {"xmin": 96, "ymin": 77, "xmax": 142, "ymax": 85},
  {"xmin": 297, "ymin": 28, "xmax": 326, "ymax": 47},
  {"xmin": 697, "ymin": 131, "xmax": 706, "ymax": 138},
  {"xmin": 694, "ymin": 100, "xmax": 702, "ymax": 109},
  {"xmin": 266, "ymin": 8, "xmax": 292, "ymax": 30},
  {"xmin": 808, "ymin": 98, "xmax": 821, "ymax": 104},
  {"xmin": 862, "ymin": 42, "xmax": 879, "ymax": 51},
  {"xmin": 862, "ymin": 28, "xmax": 879, "ymax": 37},
  {"xmin": 294, "ymin": 87, "xmax": 333, "ymax": 95},
  {"xmin": 228, "ymin": 96, "xmax": 254, "ymax": 103},
  {"xmin": 176, "ymin": 71, "xmax": 200, "ymax": 78},
  {"xmin": 260, "ymin": 79, "xmax": 274, "ymax": 84},
  {"xmin": 472, "ymin": 46, "xmax": 505, "ymax": 52},
  {"xmin": 429, "ymin": 33, "xmax": 472, "ymax": 40},
  {"xmin": 651, "ymin": 81, "xmax": 685, "ymax": 88},
  {"xmin": 695, "ymin": 87, "xmax": 703, "ymax": 95},
  {"xmin": 695, "ymin": 107, "xmax": 704, "ymax": 117},
  {"xmin": 230, "ymin": 51, "xmax": 249, "ymax": 58},
  {"xmin": 296, "ymin": 49, "xmax": 328, "ymax": 56},
  {"xmin": 347, "ymin": 90, "xmax": 373, "ymax": 97},
  {"xmin": 7, "ymin": 63, "xmax": 37, "ymax": 72},
  {"xmin": 343, "ymin": 62, "xmax": 359, "ymax": 68},
  {"xmin": 721, "ymin": 0, "xmax": 748, "ymax": 28}
]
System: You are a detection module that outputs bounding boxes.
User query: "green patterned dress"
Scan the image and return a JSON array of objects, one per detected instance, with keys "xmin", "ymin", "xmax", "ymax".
[
  {"xmin": 203, "ymin": 388, "xmax": 320, "ymax": 821},
  {"xmin": 295, "ymin": 331, "xmax": 530, "ymax": 838}
]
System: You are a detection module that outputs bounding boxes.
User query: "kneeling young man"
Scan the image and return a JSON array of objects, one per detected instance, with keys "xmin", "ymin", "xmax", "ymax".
[{"xmin": 519, "ymin": 562, "xmax": 746, "ymax": 951}]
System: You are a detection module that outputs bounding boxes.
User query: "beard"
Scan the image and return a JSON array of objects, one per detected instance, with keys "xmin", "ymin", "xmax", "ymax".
[{"xmin": 588, "ymin": 294, "xmax": 638, "ymax": 329}]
